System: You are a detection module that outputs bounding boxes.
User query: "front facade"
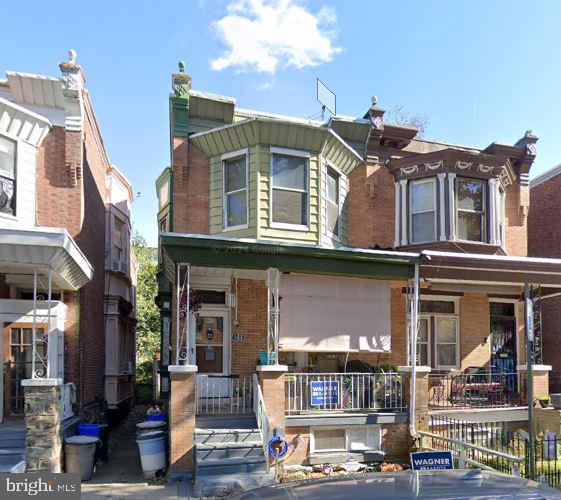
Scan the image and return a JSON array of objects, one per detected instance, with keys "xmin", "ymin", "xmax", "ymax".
[
  {"xmin": 157, "ymin": 64, "xmax": 559, "ymax": 485},
  {"xmin": 0, "ymin": 53, "xmax": 136, "ymax": 471}
]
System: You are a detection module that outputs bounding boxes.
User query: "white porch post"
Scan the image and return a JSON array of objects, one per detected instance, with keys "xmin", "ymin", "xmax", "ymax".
[
  {"xmin": 31, "ymin": 268, "xmax": 37, "ymax": 379},
  {"xmin": 46, "ymin": 268, "xmax": 52, "ymax": 378},
  {"xmin": 267, "ymin": 267, "xmax": 280, "ymax": 365}
]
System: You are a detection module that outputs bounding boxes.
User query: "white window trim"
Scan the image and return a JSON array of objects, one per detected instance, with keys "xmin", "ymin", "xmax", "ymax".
[
  {"xmin": 222, "ymin": 148, "xmax": 249, "ymax": 231},
  {"xmin": 434, "ymin": 316, "xmax": 460, "ymax": 370},
  {"xmin": 325, "ymin": 161, "xmax": 342, "ymax": 241},
  {"xmin": 418, "ymin": 316, "xmax": 432, "ymax": 367},
  {"xmin": 409, "ymin": 177, "xmax": 437, "ymax": 244},
  {"xmin": 455, "ymin": 177, "xmax": 487, "ymax": 243},
  {"xmin": 269, "ymin": 147, "xmax": 310, "ymax": 231},
  {"xmin": 498, "ymin": 187, "xmax": 506, "ymax": 248}
]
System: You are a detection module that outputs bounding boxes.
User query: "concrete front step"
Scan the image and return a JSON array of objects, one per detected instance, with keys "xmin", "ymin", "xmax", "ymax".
[
  {"xmin": 196, "ymin": 456, "xmax": 268, "ymax": 476},
  {"xmin": 195, "ymin": 428, "xmax": 262, "ymax": 445},
  {"xmin": 196, "ymin": 414, "xmax": 257, "ymax": 430},
  {"xmin": 196, "ymin": 441, "xmax": 263, "ymax": 461},
  {"xmin": 194, "ymin": 470, "xmax": 275, "ymax": 498}
]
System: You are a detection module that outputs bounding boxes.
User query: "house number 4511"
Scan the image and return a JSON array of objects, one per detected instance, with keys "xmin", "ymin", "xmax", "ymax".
[{"xmin": 231, "ymin": 333, "xmax": 246, "ymax": 342}]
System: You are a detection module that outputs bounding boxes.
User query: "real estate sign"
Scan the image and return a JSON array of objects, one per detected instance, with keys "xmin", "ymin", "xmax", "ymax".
[
  {"xmin": 410, "ymin": 451, "xmax": 454, "ymax": 470},
  {"xmin": 310, "ymin": 380, "xmax": 339, "ymax": 406}
]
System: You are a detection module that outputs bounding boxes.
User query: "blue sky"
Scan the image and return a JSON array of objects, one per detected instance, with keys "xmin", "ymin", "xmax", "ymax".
[{"xmin": 2, "ymin": 1, "xmax": 561, "ymax": 246}]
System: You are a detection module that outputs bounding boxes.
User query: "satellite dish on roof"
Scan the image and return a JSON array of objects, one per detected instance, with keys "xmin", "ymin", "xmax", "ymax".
[{"xmin": 317, "ymin": 78, "xmax": 336, "ymax": 120}]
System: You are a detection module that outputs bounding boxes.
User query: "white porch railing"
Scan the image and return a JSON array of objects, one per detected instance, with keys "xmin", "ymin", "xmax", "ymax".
[
  {"xmin": 60, "ymin": 382, "xmax": 76, "ymax": 420},
  {"xmin": 196, "ymin": 374, "xmax": 253, "ymax": 414},
  {"xmin": 253, "ymin": 373, "xmax": 271, "ymax": 471},
  {"xmin": 285, "ymin": 372, "xmax": 405, "ymax": 414}
]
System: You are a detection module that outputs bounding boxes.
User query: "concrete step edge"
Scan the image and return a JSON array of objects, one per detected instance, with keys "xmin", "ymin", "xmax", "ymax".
[
  {"xmin": 196, "ymin": 456, "xmax": 267, "ymax": 468},
  {"xmin": 196, "ymin": 442, "xmax": 262, "ymax": 450}
]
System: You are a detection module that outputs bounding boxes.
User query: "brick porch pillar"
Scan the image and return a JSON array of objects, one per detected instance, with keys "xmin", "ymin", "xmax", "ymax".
[
  {"xmin": 256, "ymin": 365, "xmax": 287, "ymax": 435},
  {"xmin": 399, "ymin": 366, "xmax": 431, "ymax": 432},
  {"xmin": 518, "ymin": 364, "xmax": 552, "ymax": 404},
  {"xmin": 22, "ymin": 378, "xmax": 63, "ymax": 472},
  {"xmin": 169, "ymin": 365, "xmax": 197, "ymax": 477}
]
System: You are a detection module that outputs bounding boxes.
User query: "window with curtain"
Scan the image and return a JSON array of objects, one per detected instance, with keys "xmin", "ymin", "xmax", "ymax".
[
  {"xmin": 435, "ymin": 317, "xmax": 458, "ymax": 368},
  {"xmin": 410, "ymin": 178, "xmax": 436, "ymax": 243},
  {"xmin": 0, "ymin": 136, "xmax": 16, "ymax": 216},
  {"xmin": 223, "ymin": 155, "xmax": 248, "ymax": 228},
  {"xmin": 326, "ymin": 167, "xmax": 340, "ymax": 236},
  {"xmin": 417, "ymin": 317, "xmax": 430, "ymax": 366},
  {"xmin": 271, "ymin": 152, "xmax": 308, "ymax": 226},
  {"xmin": 457, "ymin": 178, "xmax": 485, "ymax": 242}
]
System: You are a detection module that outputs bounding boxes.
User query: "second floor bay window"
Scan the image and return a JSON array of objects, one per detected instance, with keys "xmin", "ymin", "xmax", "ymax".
[
  {"xmin": 223, "ymin": 151, "xmax": 248, "ymax": 229},
  {"xmin": 0, "ymin": 136, "xmax": 16, "ymax": 217},
  {"xmin": 457, "ymin": 178, "xmax": 485, "ymax": 242},
  {"xmin": 410, "ymin": 178, "xmax": 436, "ymax": 244},
  {"xmin": 271, "ymin": 149, "xmax": 309, "ymax": 228}
]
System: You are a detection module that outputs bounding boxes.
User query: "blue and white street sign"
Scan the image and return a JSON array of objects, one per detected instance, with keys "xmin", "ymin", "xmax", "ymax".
[{"xmin": 411, "ymin": 451, "xmax": 454, "ymax": 470}]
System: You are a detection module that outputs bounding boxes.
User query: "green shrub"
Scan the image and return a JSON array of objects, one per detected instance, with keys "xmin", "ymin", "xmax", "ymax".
[{"xmin": 136, "ymin": 359, "xmax": 153, "ymax": 385}]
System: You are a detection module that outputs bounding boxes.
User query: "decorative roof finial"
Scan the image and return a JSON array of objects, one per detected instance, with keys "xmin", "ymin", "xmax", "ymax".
[
  {"xmin": 178, "ymin": 61, "xmax": 186, "ymax": 73},
  {"xmin": 371, "ymin": 96, "xmax": 378, "ymax": 106},
  {"xmin": 68, "ymin": 49, "xmax": 77, "ymax": 65}
]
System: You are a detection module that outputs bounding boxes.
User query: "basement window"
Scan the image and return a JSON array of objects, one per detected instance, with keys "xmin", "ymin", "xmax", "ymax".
[{"xmin": 311, "ymin": 426, "xmax": 381, "ymax": 454}]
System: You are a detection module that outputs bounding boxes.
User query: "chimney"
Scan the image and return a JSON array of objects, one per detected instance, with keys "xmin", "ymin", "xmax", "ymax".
[{"xmin": 59, "ymin": 49, "xmax": 86, "ymax": 98}]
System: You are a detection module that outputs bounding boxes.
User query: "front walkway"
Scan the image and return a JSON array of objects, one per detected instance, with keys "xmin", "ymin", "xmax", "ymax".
[{"xmin": 80, "ymin": 426, "xmax": 190, "ymax": 499}]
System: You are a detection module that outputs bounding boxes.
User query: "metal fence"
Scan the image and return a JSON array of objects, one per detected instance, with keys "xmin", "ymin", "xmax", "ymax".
[
  {"xmin": 423, "ymin": 416, "xmax": 561, "ymax": 488},
  {"xmin": 428, "ymin": 372, "xmax": 525, "ymax": 409},
  {"xmin": 285, "ymin": 372, "xmax": 404, "ymax": 414},
  {"xmin": 196, "ymin": 374, "xmax": 253, "ymax": 414}
]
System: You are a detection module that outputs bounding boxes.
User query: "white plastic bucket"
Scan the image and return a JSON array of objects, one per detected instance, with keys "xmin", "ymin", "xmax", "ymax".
[{"xmin": 136, "ymin": 430, "xmax": 166, "ymax": 478}]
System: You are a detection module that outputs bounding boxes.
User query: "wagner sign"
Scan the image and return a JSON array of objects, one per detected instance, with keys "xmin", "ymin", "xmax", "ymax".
[
  {"xmin": 410, "ymin": 451, "xmax": 454, "ymax": 470},
  {"xmin": 310, "ymin": 380, "xmax": 339, "ymax": 406}
]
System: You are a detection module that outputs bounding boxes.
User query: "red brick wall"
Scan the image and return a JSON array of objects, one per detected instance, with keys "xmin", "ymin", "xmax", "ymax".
[
  {"xmin": 347, "ymin": 160, "xmax": 395, "ymax": 249},
  {"xmin": 459, "ymin": 294, "xmax": 490, "ymax": 370},
  {"xmin": 529, "ymin": 176, "xmax": 560, "ymax": 391},
  {"xmin": 172, "ymin": 137, "xmax": 210, "ymax": 234},
  {"xmin": 505, "ymin": 184, "xmax": 528, "ymax": 257}
]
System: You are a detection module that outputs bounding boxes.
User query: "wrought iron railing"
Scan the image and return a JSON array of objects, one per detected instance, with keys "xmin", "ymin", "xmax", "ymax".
[
  {"xmin": 253, "ymin": 374, "xmax": 271, "ymax": 471},
  {"xmin": 285, "ymin": 372, "xmax": 404, "ymax": 414},
  {"xmin": 428, "ymin": 372, "xmax": 525, "ymax": 409},
  {"xmin": 196, "ymin": 374, "xmax": 253, "ymax": 414}
]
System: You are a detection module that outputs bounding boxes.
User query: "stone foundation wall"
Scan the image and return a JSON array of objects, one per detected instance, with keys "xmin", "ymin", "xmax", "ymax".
[{"xmin": 23, "ymin": 381, "xmax": 63, "ymax": 472}]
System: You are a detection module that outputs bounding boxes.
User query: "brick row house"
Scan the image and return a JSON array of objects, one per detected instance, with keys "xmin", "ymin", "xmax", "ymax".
[
  {"xmin": 156, "ymin": 64, "xmax": 561, "ymax": 493},
  {"xmin": 0, "ymin": 52, "xmax": 136, "ymax": 472}
]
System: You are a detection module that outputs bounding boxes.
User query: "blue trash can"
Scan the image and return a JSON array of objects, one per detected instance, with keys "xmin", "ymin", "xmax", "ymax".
[
  {"xmin": 147, "ymin": 413, "xmax": 166, "ymax": 422},
  {"xmin": 77, "ymin": 423, "xmax": 108, "ymax": 462},
  {"xmin": 136, "ymin": 430, "xmax": 166, "ymax": 478}
]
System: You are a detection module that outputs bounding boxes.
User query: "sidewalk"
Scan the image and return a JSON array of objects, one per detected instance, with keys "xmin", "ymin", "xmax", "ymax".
[{"xmin": 80, "ymin": 425, "xmax": 189, "ymax": 499}]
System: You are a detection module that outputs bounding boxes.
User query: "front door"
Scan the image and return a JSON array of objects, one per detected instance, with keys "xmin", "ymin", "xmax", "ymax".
[
  {"xmin": 3, "ymin": 323, "xmax": 47, "ymax": 417},
  {"xmin": 193, "ymin": 312, "xmax": 229, "ymax": 398},
  {"xmin": 490, "ymin": 302, "xmax": 517, "ymax": 393}
]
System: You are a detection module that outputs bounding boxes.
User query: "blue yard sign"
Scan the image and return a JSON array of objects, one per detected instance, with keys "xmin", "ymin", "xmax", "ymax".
[
  {"xmin": 310, "ymin": 380, "xmax": 339, "ymax": 406},
  {"xmin": 411, "ymin": 451, "xmax": 454, "ymax": 470}
]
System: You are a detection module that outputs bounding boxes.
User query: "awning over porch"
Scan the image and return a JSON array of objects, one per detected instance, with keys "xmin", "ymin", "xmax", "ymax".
[
  {"xmin": 0, "ymin": 227, "xmax": 93, "ymax": 290},
  {"xmin": 420, "ymin": 250, "xmax": 561, "ymax": 290},
  {"xmin": 160, "ymin": 232, "xmax": 420, "ymax": 283}
]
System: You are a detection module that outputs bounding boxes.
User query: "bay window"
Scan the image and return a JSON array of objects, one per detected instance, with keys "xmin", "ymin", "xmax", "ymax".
[
  {"xmin": 410, "ymin": 178, "xmax": 436, "ymax": 243},
  {"xmin": 456, "ymin": 178, "xmax": 485, "ymax": 242},
  {"xmin": 0, "ymin": 136, "xmax": 16, "ymax": 216},
  {"xmin": 326, "ymin": 167, "xmax": 340, "ymax": 236},
  {"xmin": 223, "ymin": 153, "xmax": 248, "ymax": 229},
  {"xmin": 271, "ymin": 149, "xmax": 309, "ymax": 227}
]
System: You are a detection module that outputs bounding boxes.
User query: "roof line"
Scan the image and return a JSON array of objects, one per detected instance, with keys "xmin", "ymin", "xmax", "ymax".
[{"xmin": 530, "ymin": 162, "xmax": 561, "ymax": 189}]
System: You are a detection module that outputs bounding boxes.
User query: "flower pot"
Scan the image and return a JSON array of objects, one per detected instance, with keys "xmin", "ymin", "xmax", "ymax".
[{"xmin": 539, "ymin": 400, "xmax": 550, "ymax": 408}]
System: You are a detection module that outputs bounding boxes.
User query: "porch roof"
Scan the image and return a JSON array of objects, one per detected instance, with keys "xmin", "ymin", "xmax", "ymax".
[
  {"xmin": 0, "ymin": 227, "xmax": 93, "ymax": 290},
  {"xmin": 160, "ymin": 232, "xmax": 420, "ymax": 284},
  {"xmin": 420, "ymin": 250, "xmax": 561, "ymax": 288}
]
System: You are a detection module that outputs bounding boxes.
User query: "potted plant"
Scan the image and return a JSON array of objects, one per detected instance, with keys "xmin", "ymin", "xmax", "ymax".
[{"xmin": 537, "ymin": 395, "xmax": 551, "ymax": 408}]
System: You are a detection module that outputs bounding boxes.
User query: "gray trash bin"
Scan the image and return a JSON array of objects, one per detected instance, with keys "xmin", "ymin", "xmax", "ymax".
[
  {"xmin": 136, "ymin": 430, "xmax": 166, "ymax": 478},
  {"xmin": 136, "ymin": 420, "xmax": 166, "ymax": 435},
  {"xmin": 64, "ymin": 435, "xmax": 99, "ymax": 481}
]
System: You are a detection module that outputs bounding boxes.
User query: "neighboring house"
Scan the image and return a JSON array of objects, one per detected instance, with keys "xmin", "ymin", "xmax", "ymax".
[
  {"xmin": 0, "ymin": 52, "xmax": 135, "ymax": 472},
  {"xmin": 156, "ymin": 63, "xmax": 561, "ymax": 493},
  {"xmin": 529, "ymin": 164, "xmax": 561, "ymax": 392},
  {"xmin": 105, "ymin": 165, "xmax": 137, "ymax": 411}
]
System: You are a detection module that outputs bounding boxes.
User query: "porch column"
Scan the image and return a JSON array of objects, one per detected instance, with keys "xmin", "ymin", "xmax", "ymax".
[
  {"xmin": 257, "ymin": 365, "xmax": 287, "ymax": 435},
  {"xmin": 399, "ymin": 366, "xmax": 431, "ymax": 431},
  {"xmin": 169, "ymin": 364, "xmax": 197, "ymax": 477},
  {"xmin": 518, "ymin": 364, "xmax": 552, "ymax": 402},
  {"xmin": 22, "ymin": 378, "xmax": 63, "ymax": 472}
]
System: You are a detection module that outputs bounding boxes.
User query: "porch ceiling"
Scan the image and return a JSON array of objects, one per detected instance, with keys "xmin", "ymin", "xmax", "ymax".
[
  {"xmin": 0, "ymin": 227, "xmax": 93, "ymax": 290},
  {"xmin": 421, "ymin": 250, "xmax": 561, "ymax": 287},
  {"xmin": 160, "ymin": 232, "xmax": 419, "ymax": 284}
]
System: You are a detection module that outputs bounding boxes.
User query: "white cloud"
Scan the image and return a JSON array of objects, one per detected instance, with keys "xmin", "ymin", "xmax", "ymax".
[{"xmin": 211, "ymin": 0, "xmax": 341, "ymax": 74}]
